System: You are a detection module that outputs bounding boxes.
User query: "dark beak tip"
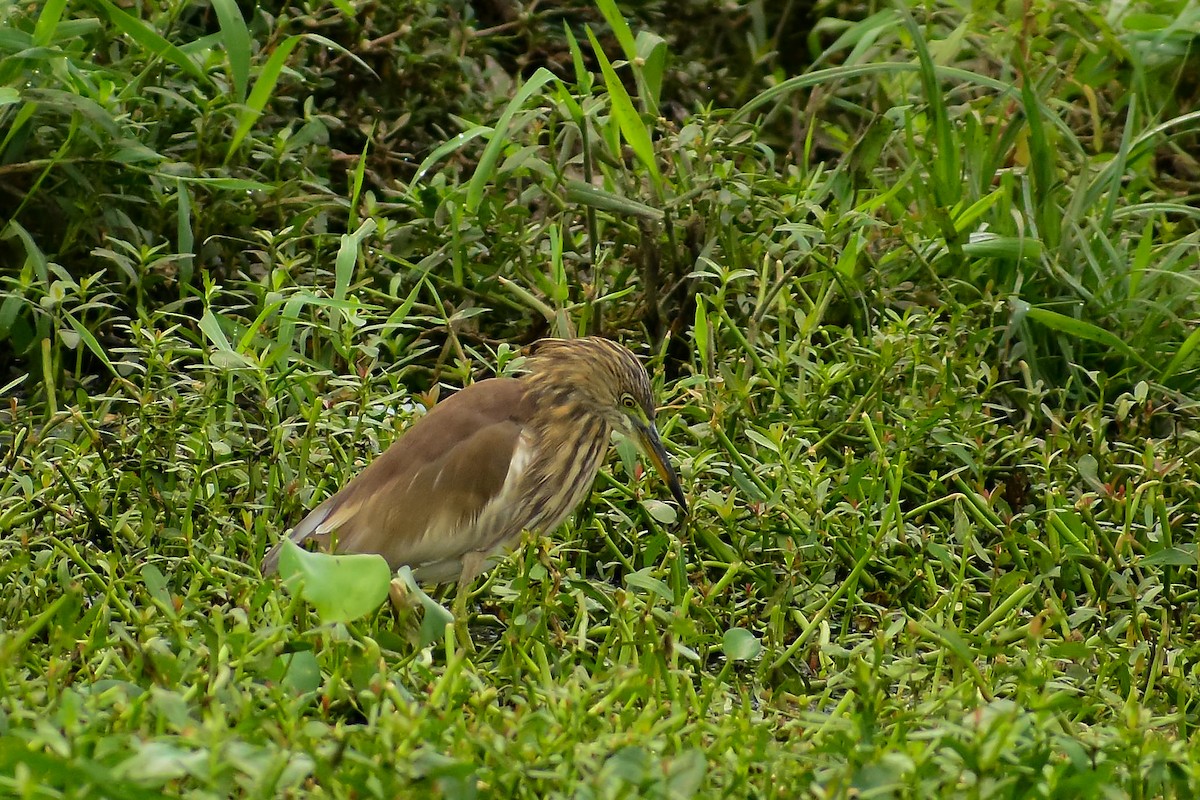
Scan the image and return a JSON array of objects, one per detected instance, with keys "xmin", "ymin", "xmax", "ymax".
[{"xmin": 639, "ymin": 423, "xmax": 688, "ymax": 516}]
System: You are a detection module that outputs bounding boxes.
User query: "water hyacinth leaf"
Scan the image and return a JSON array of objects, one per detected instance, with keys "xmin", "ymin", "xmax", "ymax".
[{"xmin": 276, "ymin": 540, "xmax": 391, "ymax": 624}]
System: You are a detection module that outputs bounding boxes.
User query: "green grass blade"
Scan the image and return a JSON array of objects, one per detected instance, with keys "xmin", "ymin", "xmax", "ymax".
[
  {"xmin": 1013, "ymin": 299, "xmax": 1149, "ymax": 368},
  {"xmin": 1159, "ymin": 325, "xmax": 1200, "ymax": 384},
  {"xmin": 348, "ymin": 124, "xmax": 373, "ymax": 231},
  {"xmin": 410, "ymin": 127, "xmax": 491, "ymax": 187},
  {"xmin": 32, "ymin": 0, "xmax": 67, "ymax": 46},
  {"xmin": 226, "ymin": 35, "xmax": 301, "ymax": 162},
  {"xmin": 63, "ymin": 312, "xmax": 116, "ymax": 377},
  {"xmin": 465, "ymin": 67, "xmax": 559, "ymax": 213},
  {"xmin": 565, "ymin": 179, "xmax": 664, "ymax": 220},
  {"xmin": 335, "ymin": 219, "xmax": 377, "ymax": 305},
  {"xmin": 90, "ymin": 0, "xmax": 208, "ymax": 83},
  {"xmin": 585, "ymin": 27, "xmax": 661, "ymax": 190},
  {"xmin": 209, "ymin": 0, "xmax": 251, "ymax": 103},
  {"xmin": 902, "ymin": 9, "xmax": 960, "ymax": 209}
]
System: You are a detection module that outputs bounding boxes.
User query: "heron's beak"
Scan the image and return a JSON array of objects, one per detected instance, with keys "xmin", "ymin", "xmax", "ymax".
[{"xmin": 636, "ymin": 422, "xmax": 688, "ymax": 513}]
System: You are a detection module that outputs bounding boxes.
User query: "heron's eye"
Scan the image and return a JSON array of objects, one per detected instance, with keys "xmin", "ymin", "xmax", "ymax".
[{"xmin": 621, "ymin": 394, "xmax": 638, "ymax": 410}]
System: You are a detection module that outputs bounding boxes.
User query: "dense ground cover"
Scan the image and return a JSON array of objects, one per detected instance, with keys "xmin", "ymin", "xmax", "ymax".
[{"xmin": 3, "ymin": 0, "xmax": 1200, "ymax": 796}]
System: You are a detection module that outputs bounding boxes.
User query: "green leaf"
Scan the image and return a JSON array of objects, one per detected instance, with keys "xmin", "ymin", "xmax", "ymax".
[
  {"xmin": 902, "ymin": 9, "xmax": 960, "ymax": 209},
  {"xmin": 565, "ymin": 179, "xmax": 663, "ymax": 220},
  {"xmin": 227, "ymin": 35, "xmax": 301, "ymax": 161},
  {"xmin": 962, "ymin": 234, "xmax": 1043, "ymax": 261},
  {"xmin": 1012, "ymin": 299, "xmax": 1150, "ymax": 368},
  {"xmin": 625, "ymin": 568, "xmax": 673, "ymax": 602},
  {"xmin": 585, "ymin": 27, "xmax": 661, "ymax": 189},
  {"xmin": 276, "ymin": 540, "xmax": 391, "ymax": 624},
  {"xmin": 63, "ymin": 311, "xmax": 117, "ymax": 376},
  {"xmin": 643, "ymin": 499, "xmax": 677, "ymax": 524},
  {"xmin": 210, "ymin": 0, "xmax": 251, "ymax": 103},
  {"xmin": 1075, "ymin": 454, "xmax": 1104, "ymax": 493},
  {"xmin": 334, "ymin": 218, "xmax": 377, "ymax": 304},
  {"xmin": 662, "ymin": 749, "xmax": 707, "ymax": 800},
  {"xmin": 32, "ymin": 0, "xmax": 67, "ymax": 47},
  {"xmin": 393, "ymin": 566, "xmax": 454, "ymax": 649},
  {"xmin": 198, "ymin": 308, "xmax": 234, "ymax": 351},
  {"xmin": 270, "ymin": 650, "xmax": 321, "ymax": 693},
  {"xmin": 89, "ymin": 0, "xmax": 208, "ymax": 84},
  {"xmin": 1159, "ymin": 325, "xmax": 1200, "ymax": 383},
  {"xmin": 140, "ymin": 563, "xmax": 172, "ymax": 609},
  {"xmin": 466, "ymin": 67, "xmax": 559, "ymax": 213},
  {"xmin": 722, "ymin": 627, "xmax": 762, "ymax": 661},
  {"xmin": 1140, "ymin": 547, "xmax": 1198, "ymax": 567},
  {"xmin": 593, "ymin": 0, "xmax": 637, "ymax": 64},
  {"xmin": 635, "ymin": 31, "xmax": 667, "ymax": 113}
]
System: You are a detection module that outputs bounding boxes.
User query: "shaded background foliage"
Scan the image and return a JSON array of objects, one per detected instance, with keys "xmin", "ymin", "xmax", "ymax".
[{"xmin": 3, "ymin": 0, "xmax": 1199, "ymax": 394}]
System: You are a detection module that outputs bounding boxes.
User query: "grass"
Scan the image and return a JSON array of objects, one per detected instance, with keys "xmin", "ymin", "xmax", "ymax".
[{"xmin": 3, "ymin": 0, "xmax": 1200, "ymax": 796}]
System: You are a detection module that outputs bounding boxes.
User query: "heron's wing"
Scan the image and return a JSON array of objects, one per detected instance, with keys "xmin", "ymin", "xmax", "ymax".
[{"xmin": 261, "ymin": 378, "xmax": 531, "ymax": 575}]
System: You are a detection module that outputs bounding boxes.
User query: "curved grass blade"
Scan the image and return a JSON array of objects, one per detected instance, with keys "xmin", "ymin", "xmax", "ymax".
[
  {"xmin": 466, "ymin": 67, "xmax": 559, "ymax": 213},
  {"xmin": 210, "ymin": 0, "xmax": 251, "ymax": 103},
  {"xmin": 90, "ymin": 0, "xmax": 208, "ymax": 84}
]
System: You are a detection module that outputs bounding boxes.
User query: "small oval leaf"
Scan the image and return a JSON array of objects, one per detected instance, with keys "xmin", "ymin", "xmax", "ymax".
[{"xmin": 722, "ymin": 627, "xmax": 762, "ymax": 661}]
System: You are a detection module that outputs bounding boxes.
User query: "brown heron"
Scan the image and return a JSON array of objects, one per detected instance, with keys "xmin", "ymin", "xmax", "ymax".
[{"xmin": 261, "ymin": 337, "xmax": 687, "ymax": 591}]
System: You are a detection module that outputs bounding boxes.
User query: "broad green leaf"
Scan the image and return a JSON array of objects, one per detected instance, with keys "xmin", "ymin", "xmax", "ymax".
[
  {"xmin": 662, "ymin": 749, "xmax": 707, "ymax": 800},
  {"xmin": 198, "ymin": 309, "xmax": 234, "ymax": 351},
  {"xmin": 276, "ymin": 540, "xmax": 391, "ymax": 624},
  {"xmin": 1141, "ymin": 547, "xmax": 1198, "ymax": 567},
  {"xmin": 722, "ymin": 627, "xmax": 762, "ymax": 661},
  {"xmin": 269, "ymin": 650, "xmax": 321, "ymax": 693},
  {"xmin": 625, "ymin": 568, "xmax": 672, "ymax": 601},
  {"xmin": 393, "ymin": 566, "xmax": 454, "ymax": 649},
  {"xmin": 643, "ymin": 499, "xmax": 677, "ymax": 524},
  {"xmin": 635, "ymin": 31, "xmax": 667, "ymax": 112}
]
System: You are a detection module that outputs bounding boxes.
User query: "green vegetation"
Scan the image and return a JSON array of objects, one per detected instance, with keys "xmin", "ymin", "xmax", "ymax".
[{"xmin": 3, "ymin": 0, "xmax": 1200, "ymax": 795}]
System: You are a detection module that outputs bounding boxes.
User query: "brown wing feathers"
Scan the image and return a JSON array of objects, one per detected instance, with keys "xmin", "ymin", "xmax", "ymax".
[{"xmin": 261, "ymin": 378, "xmax": 531, "ymax": 575}]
